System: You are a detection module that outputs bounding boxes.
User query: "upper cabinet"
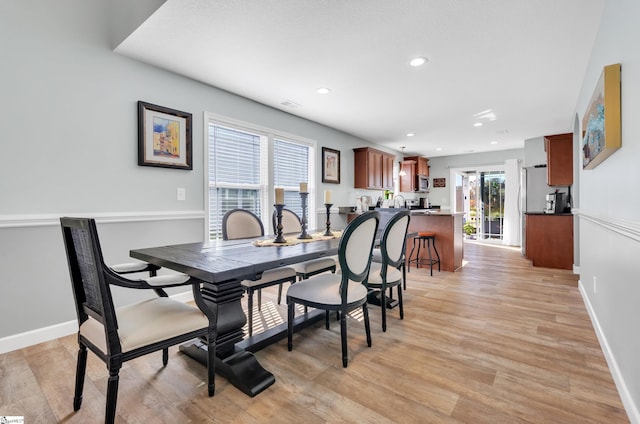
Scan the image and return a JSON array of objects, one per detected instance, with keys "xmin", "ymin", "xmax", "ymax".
[
  {"xmin": 405, "ymin": 156, "xmax": 429, "ymax": 176},
  {"xmin": 353, "ymin": 147, "xmax": 395, "ymax": 190},
  {"xmin": 399, "ymin": 160, "xmax": 417, "ymax": 192},
  {"xmin": 399, "ymin": 156, "xmax": 430, "ymax": 192},
  {"xmin": 544, "ymin": 133, "xmax": 573, "ymax": 186}
]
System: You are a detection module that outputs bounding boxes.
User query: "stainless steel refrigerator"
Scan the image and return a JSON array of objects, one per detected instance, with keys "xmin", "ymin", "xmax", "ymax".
[{"xmin": 520, "ymin": 166, "xmax": 548, "ymax": 255}]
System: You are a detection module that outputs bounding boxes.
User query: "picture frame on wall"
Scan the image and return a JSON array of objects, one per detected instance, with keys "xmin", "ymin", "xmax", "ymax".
[
  {"xmin": 582, "ymin": 63, "xmax": 621, "ymax": 170},
  {"xmin": 322, "ymin": 147, "xmax": 340, "ymax": 184},
  {"xmin": 138, "ymin": 101, "xmax": 192, "ymax": 170}
]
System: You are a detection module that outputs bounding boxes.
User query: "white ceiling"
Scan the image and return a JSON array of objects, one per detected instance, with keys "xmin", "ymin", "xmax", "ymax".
[{"xmin": 115, "ymin": 0, "xmax": 605, "ymax": 157}]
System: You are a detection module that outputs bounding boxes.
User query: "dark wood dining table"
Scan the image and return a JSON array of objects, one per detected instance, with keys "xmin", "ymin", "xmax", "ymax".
[{"xmin": 130, "ymin": 234, "xmax": 341, "ymax": 397}]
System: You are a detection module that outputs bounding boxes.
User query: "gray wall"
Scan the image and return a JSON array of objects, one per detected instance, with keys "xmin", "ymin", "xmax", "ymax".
[
  {"xmin": 427, "ymin": 149, "xmax": 525, "ymax": 209},
  {"xmin": 0, "ymin": 0, "xmax": 382, "ymax": 342},
  {"xmin": 573, "ymin": 0, "xmax": 640, "ymax": 419}
]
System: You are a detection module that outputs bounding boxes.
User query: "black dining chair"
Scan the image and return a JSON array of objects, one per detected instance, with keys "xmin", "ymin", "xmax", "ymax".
[
  {"xmin": 286, "ymin": 211, "xmax": 380, "ymax": 367},
  {"xmin": 366, "ymin": 210, "xmax": 410, "ymax": 331},
  {"xmin": 222, "ymin": 209, "xmax": 298, "ymax": 336},
  {"xmin": 60, "ymin": 217, "xmax": 216, "ymax": 424}
]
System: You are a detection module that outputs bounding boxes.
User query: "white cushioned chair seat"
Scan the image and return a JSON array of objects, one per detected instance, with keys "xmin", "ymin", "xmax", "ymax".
[
  {"xmin": 367, "ymin": 262, "xmax": 402, "ymax": 284},
  {"xmin": 110, "ymin": 262, "xmax": 150, "ymax": 273},
  {"xmin": 144, "ymin": 273, "xmax": 190, "ymax": 287},
  {"xmin": 242, "ymin": 266, "xmax": 297, "ymax": 288},
  {"xmin": 286, "ymin": 274, "xmax": 368, "ymax": 306},
  {"xmin": 80, "ymin": 297, "xmax": 208, "ymax": 353},
  {"xmin": 291, "ymin": 257, "xmax": 336, "ymax": 275}
]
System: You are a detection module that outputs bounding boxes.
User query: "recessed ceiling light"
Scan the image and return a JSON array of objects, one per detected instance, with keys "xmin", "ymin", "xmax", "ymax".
[
  {"xmin": 406, "ymin": 133, "xmax": 415, "ymax": 137},
  {"xmin": 316, "ymin": 87, "xmax": 330, "ymax": 94},
  {"xmin": 473, "ymin": 122, "xmax": 483, "ymax": 127},
  {"xmin": 490, "ymin": 141, "xmax": 498, "ymax": 145},
  {"xmin": 436, "ymin": 147, "xmax": 443, "ymax": 151},
  {"xmin": 409, "ymin": 57, "xmax": 428, "ymax": 67}
]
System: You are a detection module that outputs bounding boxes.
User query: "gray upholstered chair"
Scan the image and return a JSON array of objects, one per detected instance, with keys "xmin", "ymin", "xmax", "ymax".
[
  {"xmin": 286, "ymin": 211, "xmax": 380, "ymax": 367},
  {"xmin": 60, "ymin": 217, "xmax": 216, "ymax": 424},
  {"xmin": 272, "ymin": 208, "xmax": 337, "ymax": 283},
  {"xmin": 366, "ymin": 210, "xmax": 410, "ymax": 331},
  {"xmin": 222, "ymin": 208, "xmax": 297, "ymax": 336}
]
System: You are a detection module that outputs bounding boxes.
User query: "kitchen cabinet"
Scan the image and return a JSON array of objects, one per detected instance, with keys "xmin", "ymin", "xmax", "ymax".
[
  {"xmin": 404, "ymin": 155, "xmax": 429, "ymax": 176},
  {"xmin": 525, "ymin": 213, "xmax": 573, "ymax": 270},
  {"xmin": 353, "ymin": 147, "xmax": 395, "ymax": 190},
  {"xmin": 399, "ymin": 160, "xmax": 417, "ymax": 192},
  {"xmin": 399, "ymin": 156, "xmax": 429, "ymax": 192},
  {"xmin": 544, "ymin": 133, "xmax": 573, "ymax": 186}
]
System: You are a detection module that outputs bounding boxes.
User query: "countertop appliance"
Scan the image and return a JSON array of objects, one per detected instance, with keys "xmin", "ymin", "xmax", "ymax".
[
  {"xmin": 520, "ymin": 165, "xmax": 548, "ymax": 255},
  {"xmin": 545, "ymin": 192, "xmax": 566, "ymax": 214}
]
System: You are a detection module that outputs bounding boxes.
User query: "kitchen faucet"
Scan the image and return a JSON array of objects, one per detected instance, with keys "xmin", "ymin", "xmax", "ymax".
[{"xmin": 394, "ymin": 194, "xmax": 405, "ymax": 208}]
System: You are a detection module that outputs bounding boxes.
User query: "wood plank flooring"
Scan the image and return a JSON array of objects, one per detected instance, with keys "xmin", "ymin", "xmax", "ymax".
[{"xmin": 0, "ymin": 241, "xmax": 629, "ymax": 423}]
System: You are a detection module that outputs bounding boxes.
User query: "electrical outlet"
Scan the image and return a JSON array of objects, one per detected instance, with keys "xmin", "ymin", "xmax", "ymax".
[
  {"xmin": 593, "ymin": 276, "xmax": 597, "ymax": 293},
  {"xmin": 177, "ymin": 187, "xmax": 186, "ymax": 201}
]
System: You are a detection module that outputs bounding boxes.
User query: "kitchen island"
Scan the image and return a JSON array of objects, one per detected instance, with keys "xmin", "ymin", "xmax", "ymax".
[
  {"xmin": 407, "ymin": 210, "xmax": 464, "ymax": 272},
  {"xmin": 344, "ymin": 208, "xmax": 464, "ymax": 272}
]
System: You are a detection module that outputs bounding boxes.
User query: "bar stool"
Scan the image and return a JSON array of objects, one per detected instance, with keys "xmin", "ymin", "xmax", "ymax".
[{"xmin": 408, "ymin": 231, "xmax": 440, "ymax": 276}]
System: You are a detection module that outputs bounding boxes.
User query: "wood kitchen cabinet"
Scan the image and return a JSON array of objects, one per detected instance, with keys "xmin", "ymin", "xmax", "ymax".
[
  {"xmin": 399, "ymin": 159, "xmax": 417, "ymax": 192},
  {"xmin": 353, "ymin": 147, "xmax": 395, "ymax": 190},
  {"xmin": 399, "ymin": 155, "xmax": 429, "ymax": 192},
  {"xmin": 405, "ymin": 155, "xmax": 429, "ymax": 176},
  {"xmin": 525, "ymin": 213, "xmax": 573, "ymax": 270},
  {"xmin": 545, "ymin": 133, "xmax": 573, "ymax": 186}
]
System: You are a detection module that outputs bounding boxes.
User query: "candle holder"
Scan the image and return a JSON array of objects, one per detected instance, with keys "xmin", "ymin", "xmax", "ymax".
[
  {"xmin": 298, "ymin": 192, "xmax": 312, "ymax": 239},
  {"xmin": 273, "ymin": 204, "xmax": 287, "ymax": 243},
  {"xmin": 323, "ymin": 203, "xmax": 333, "ymax": 236}
]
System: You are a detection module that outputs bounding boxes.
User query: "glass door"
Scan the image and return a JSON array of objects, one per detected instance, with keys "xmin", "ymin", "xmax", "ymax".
[
  {"xmin": 478, "ymin": 170, "xmax": 505, "ymax": 240},
  {"xmin": 456, "ymin": 170, "xmax": 505, "ymax": 241}
]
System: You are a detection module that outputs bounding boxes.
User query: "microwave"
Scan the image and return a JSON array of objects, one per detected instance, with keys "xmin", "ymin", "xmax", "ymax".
[{"xmin": 416, "ymin": 175, "xmax": 429, "ymax": 192}]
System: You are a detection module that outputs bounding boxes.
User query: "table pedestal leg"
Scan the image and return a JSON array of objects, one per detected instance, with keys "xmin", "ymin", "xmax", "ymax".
[{"xmin": 179, "ymin": 279, "xmax": 275, "ymax": 397}]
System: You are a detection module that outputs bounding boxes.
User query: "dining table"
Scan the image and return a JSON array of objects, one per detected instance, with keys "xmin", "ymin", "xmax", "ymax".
[{"xmin": 130, "ymin": 232, "xmax": 342, "ymax": 397}]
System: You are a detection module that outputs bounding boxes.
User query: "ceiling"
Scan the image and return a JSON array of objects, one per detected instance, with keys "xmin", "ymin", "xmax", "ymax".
[{"xmin": 115, "ymin": 0, "xmax": 605, "ymax": 158}]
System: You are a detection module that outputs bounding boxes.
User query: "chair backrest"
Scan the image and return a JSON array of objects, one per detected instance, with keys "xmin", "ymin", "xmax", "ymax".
[
  {"xmin": 60, "ymin": 217, "xmax": 121, "ymax": 354},
  {"xmin": 379, "ymin": 210, "xmax": 411, "ymax": 270},
  {"xmin": 222, "ymin": 209, "xmax": 264, "ymax": 240},
  {"xmin": 338, "ymin": 211, "xmax": 380, "ymax": 297},
  {"xmin": 272, "ymin": 208, "xmax": 302, "ymax": 235}
]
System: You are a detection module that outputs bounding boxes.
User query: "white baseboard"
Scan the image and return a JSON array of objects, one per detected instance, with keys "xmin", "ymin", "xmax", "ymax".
[
  {"xmin": 0, "ymin": 290, "xmax": 195, "ymax": 355},
  {"xmin": 579, "ymin": 280, "xmax": 639, "ymax": 424}
]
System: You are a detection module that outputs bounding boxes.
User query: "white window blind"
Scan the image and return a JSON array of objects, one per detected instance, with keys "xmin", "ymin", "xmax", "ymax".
[
  {"xmin": 274, "ymin": 138, "xmax": 309, "ymax": 216},
  {"xmin": 207, "ymin": 118, "xmax": 314, "ymax": 240},
  {"xmin": 208, "ymin": 125, "xmax": 263, "ymax": 240}
]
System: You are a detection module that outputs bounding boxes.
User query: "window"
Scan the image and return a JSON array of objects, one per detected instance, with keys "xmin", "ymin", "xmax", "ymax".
[{"xmin": 206, "ymin": 114, "xmax": 315, "ymax": 240}]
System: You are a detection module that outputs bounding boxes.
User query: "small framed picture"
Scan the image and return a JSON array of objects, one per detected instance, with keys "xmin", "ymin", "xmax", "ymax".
[
  {"xmin": 322, "ymin": 147, "xmax": 340, "ymax": 184},
  {"xmin": 138, "ymin": 101, "xmax": 192, "ymax": 170}
]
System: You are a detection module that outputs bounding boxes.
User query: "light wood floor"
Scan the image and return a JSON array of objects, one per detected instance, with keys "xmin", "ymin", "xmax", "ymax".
[{"xmin": 0, "ymin": 241, "xmax": 629, "ymax": 423}]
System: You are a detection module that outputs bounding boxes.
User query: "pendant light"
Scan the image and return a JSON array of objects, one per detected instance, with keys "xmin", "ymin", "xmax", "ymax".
[{"xmin": 398, "ymin": 146, "xmax": 407, "ymax": 176}]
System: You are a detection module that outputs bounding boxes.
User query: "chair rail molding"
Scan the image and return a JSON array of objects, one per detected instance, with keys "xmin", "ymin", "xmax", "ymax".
[
  {"xmin": 575, "ymin": 209, "xmax": 640, "ymax": 243},
  {"xmin": 0, "ymin": 210, "xmax": 205, "ymax": 228}
]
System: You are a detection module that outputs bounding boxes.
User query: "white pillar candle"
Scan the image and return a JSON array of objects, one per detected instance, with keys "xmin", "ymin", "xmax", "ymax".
[
  {"xmin": 299, "ymin": 182, "xmax": 308, "ymax": 193},
  {"xmin": 275, "ymin": 188, "xmax": 284, "ymax": 205},
  {"xmin": 324, "ymin": 190, "xmax": 331, "ymax": 204}
]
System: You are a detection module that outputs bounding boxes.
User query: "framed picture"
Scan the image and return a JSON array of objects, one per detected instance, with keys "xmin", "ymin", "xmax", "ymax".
[
  {"xmin": 322, "ymin": 147, "xmax": 340, "ymax": 184},
  {"xmin": 433, "ymin": 177, "xmax": 446, "ymax": 188},
  {"xmin": 138, "ymin": 101, "xmax": 192, "ymax": 170},
  {"xmin": 582, "ymin": 63, "xmax": 621, "ymax": 170}
]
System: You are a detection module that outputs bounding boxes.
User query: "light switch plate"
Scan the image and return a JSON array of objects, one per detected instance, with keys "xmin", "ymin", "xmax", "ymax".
[{"xmin": 177, "ymin": 187, "xmax": 186, "ymax": 201}]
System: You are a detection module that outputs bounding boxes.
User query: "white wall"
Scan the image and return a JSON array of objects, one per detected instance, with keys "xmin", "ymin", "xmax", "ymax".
[
  {"xmin": 0, "ymin": 0, "xmax": 384, "ymax": 347},
  {"xmin": 574, "ymin": 0, "xmax": 640, "ymax": 420}
]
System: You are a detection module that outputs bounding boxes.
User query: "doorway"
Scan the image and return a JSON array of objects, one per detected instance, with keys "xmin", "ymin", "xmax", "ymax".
[{"xmin": 454, "ymin": 168, "xmax": 506, "ymax": 242}]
